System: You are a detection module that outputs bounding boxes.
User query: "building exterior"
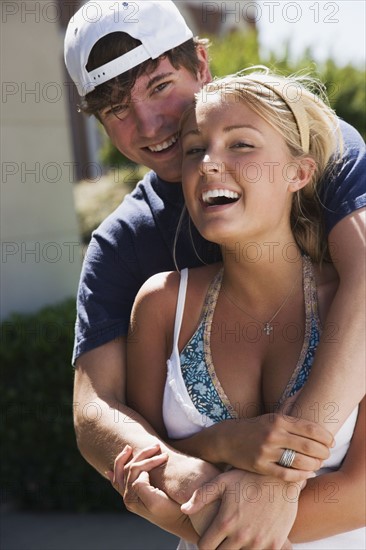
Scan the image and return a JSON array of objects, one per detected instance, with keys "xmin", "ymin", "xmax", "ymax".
[
  {"xmin": 0, "ymin": 0, "xmax": 256, "ymax": 320},
  {"xmin": 1, "ymin": 1, "xmax": 82, "ymax": 319},
  {"xmin": 176, "ymin": 1, "xmax": 257, "ymax": 36}
]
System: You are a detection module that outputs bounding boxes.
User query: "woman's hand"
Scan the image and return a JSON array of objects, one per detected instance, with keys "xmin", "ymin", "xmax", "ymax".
[
  {"xmin": 109, "ymin": 444, "xmax": 199, "ymax": 542},
  {"xmin": 207, "ymin": 413, "xmax": 334, "ymax": 482}
]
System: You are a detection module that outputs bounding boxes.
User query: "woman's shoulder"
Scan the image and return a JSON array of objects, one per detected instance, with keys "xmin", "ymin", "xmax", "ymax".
[
  {"xmin": 133, "ymin": 263, "xmax": 223, "ymax": 335},
  {"xmin": 136, "ymin": 263, "xmax": 223, "ymax": 300},
  {"xmin": 133, "ymin": 270, "xmax": 180, "ymax": 311}
]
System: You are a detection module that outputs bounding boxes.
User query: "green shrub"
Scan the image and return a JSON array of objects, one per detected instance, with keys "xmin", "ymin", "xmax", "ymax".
[
  {"xmin": 209, "ymin": 32, "xmax": 365, "ymax": 140},
  {"xmin": 209, "ymin": 28, "xmax": 262, "ymax": 77},
  {"xmin": 320, "ymin": 60, "xmax": 366, "ymax": 140},
  {"xmin": 73, "ymin": 165, "xmax": 148, "ymax": 245},
  {"xmin": 0, "ymin": 300, "xmax": 122, "ymax": 511}
]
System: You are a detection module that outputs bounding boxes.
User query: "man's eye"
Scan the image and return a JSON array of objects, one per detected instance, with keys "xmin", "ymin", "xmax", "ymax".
[
  {"xmin": 111, "ymin": 104, "xmax": 127, "ymax": 115},
  {"xmin": 153, "ymin": 81, "xmax": 170, "ymax": 94},
  {"xmin": 101, "ymin": 104, "xmax": 127, "ymax": 119}
]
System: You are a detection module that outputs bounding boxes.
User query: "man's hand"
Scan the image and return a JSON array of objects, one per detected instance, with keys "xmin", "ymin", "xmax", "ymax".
[{"xmin": 181, "ymin": 469, "xmax": 301, "ymax": 549}]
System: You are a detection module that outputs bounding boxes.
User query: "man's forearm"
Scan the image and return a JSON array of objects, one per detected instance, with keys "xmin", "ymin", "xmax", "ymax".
[
  {"xmin": 73, "ymin": 338, "xmax": 220, "ymax": 505},
  {"xmin": 291, "ymin": 279, "xmax": 365, "ymax": 432},
  {"xmin": 290, "ymin": 470, "xmax": 365, "ymax": 542},
  {"xmin": 74, "ymin": 395, "xmax": 220, "ymax": 503},
  {"xmin": 74, "ymin": 395, "xmax": 163, "ymax": 476},
  {"xmin": 291, "ymin": 210, "xmax": 366, "ymax": 432}
]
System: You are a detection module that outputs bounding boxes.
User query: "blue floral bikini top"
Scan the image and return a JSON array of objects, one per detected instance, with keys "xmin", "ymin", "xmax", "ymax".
[{"xmin": 179, "ymin": 255, "xmax": 322, "ymax": 423}]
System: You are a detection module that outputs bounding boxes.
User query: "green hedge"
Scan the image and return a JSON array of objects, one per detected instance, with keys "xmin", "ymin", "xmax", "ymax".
[{"xmin": 1, "ymin": 300, "xmax": 122, "ymax": 511}]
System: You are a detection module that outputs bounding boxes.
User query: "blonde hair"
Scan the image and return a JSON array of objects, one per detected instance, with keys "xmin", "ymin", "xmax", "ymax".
[{"xmin": 194, "ymin": 67, "xmax": 343, "ymax": 263}]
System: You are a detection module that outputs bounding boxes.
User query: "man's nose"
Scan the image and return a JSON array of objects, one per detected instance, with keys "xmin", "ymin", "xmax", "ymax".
[{"xmin": 133, "ymin": 101, "xmax": 162, "ymax": 138}]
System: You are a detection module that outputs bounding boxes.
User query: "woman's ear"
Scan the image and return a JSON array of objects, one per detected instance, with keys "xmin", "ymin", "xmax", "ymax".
[{"xmin": 288, "ymin": 157, "xmax": 317, "ymax": 192}]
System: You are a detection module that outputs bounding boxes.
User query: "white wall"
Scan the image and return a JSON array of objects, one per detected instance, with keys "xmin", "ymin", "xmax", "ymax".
[{"xmin": 1, "ymin": 3, "xmax": 82, "ymax": 319}]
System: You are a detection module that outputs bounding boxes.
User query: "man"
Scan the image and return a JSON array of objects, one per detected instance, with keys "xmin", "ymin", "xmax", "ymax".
[{"xmin": 64, "ymin": 1, "xmax": 365, "ymax": 546}]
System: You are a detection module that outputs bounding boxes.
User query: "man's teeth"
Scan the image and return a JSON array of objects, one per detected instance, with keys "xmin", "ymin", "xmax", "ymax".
[
  {"xmin": 202, "ymin": 189, "xmax": 240, "ymax": 204},
  {"xmin": 148, "ymin": 135, "xmax": 178, "ymax": 152}
]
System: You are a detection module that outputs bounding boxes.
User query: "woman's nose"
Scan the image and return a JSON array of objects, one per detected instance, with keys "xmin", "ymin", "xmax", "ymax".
[{"xmin": 199, "ymin": 154, "xmax": 221, "ymax": 176}]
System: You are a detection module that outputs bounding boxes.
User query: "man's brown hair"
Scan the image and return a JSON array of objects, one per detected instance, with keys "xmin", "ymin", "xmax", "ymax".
[{"xmin": 81, "ymin": 32, "xmax": 209, "ymax": 117}]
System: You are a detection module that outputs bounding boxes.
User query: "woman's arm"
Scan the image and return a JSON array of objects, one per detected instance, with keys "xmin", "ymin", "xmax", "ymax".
[
  {"xmin": 170, "ymin": 412, "xmax": 333, "ymax": 481},
  {"xmin": 291, "ymin": 397, "xmax": 365, "ymax": 541}
]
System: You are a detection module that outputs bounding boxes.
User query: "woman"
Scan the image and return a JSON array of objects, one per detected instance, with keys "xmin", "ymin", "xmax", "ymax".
[{"xmin": 116, "ymin": 70, "xmax": 365, "ymax": 548}]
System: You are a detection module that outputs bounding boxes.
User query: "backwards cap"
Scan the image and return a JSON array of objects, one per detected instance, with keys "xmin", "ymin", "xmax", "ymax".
[{"xmin": 64, "ymin": 1, "xmax": 193, "ymax": 96}]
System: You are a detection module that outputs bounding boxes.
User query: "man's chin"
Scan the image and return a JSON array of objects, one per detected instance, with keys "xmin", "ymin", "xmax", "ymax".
[{"xmin": 154, "ymin": 166, "xmax": 182, "ymax": 183}]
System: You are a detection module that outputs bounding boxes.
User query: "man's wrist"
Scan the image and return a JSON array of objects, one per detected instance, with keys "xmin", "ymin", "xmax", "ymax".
[{"xmin": 150, "ymin": 449, "xmax": 220, "ymax": 504}]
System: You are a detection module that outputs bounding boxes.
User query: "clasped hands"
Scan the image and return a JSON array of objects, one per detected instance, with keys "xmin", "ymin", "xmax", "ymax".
[{"xmin": 106, "ymin": 413, "xmax": 334, "ymax": 549}]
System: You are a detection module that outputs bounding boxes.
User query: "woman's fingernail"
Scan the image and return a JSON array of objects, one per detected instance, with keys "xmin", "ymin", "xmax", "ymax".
[{"xmin": 148, "ymin": 443, "xmax": 161, "ymax": 452}]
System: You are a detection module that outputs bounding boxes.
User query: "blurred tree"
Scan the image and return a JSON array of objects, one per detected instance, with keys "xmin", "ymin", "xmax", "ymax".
[{"xmin": 209, "ymin": 33, "xmax": 365, "ymax": 140}]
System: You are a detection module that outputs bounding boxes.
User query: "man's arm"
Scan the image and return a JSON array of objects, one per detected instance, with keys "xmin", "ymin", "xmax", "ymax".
[
  {"xmin": 290, "ymin": 398, "xmax": 366, "ymax": 542},
  {"xmin": 73, "ymin": 336, "xmax": 219, "ymax": 539},
  {"xmin": 291, "ymin": 208, "xmax": 366, "ymax": 431},
  {"xmin": 74, "ymin": 337, "xmax": 162, "ymax": 475},
  {"xmin": 74, "ymin": 336, "xmax": 219, "ymax": 488}
]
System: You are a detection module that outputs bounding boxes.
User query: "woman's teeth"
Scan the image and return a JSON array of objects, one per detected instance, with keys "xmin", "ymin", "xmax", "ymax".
[{"xmin": 202, "ymin": 189, "xmax": 240, "ymax": 205}]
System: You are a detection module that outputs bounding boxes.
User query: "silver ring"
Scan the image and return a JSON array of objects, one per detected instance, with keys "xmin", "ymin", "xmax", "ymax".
[{"xmin": 278, "ymin": 448, "xmax": 296, "ymax": 468}]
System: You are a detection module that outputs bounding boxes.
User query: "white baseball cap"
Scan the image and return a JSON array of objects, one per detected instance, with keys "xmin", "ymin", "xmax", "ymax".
[{"xmin": 64, "ymin": 1, "xmax": 193, "ymax": 96}]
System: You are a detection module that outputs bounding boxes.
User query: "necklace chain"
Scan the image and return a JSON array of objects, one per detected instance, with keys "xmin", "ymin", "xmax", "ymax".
[{"xmin": 221, "ymin": 265, "xmax": 302, "ymax": 336}]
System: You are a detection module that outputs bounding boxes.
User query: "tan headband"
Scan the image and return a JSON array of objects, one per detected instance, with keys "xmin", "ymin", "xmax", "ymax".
[{"xmin": 243, "ymin": 75, "xmax": 310, "ymax": 154}]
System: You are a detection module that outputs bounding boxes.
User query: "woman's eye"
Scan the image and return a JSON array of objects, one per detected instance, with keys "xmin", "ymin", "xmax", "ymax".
[
  {"xmin": 231, "ymin": 142, "xmax": 254, "ymax": 149},
  {"xmin": 185, "ymin": 147, "xmax": 205, "ymax": 155}
]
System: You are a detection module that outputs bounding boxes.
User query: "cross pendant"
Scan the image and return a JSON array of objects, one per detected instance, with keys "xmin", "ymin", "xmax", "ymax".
[{"xmin": 263, "ymin": 323, "xmax": 273, "ymax": 336}]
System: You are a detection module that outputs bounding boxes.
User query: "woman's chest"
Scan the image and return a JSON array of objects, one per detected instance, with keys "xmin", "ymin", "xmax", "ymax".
[{"xmin": 210, "ymin": 319, "xmax": 308, "ymax": 416}]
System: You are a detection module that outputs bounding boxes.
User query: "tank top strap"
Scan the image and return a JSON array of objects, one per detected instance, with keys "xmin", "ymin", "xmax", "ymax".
[
  {"xmin": 172, "ymin": 268, "xmax": 189, "ymax": 352},
  {"xmin": 303, "ymin": 254, "xmax": 322, "ymax": 330},
  {"xmin": 201, "ymin": 267, "xmax": 224, "ymax": 325},
  {"xmin": 173, "ymin": 267, "xmax": 224, "ymax": 355}
]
